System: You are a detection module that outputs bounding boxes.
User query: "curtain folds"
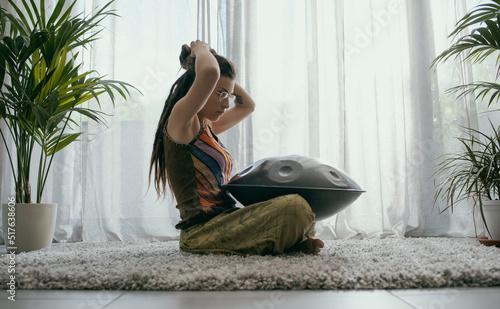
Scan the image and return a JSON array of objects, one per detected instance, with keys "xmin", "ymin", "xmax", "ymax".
[{"xmin": 0, "ymin": 0, "xmax": 493, "ymax": 243}]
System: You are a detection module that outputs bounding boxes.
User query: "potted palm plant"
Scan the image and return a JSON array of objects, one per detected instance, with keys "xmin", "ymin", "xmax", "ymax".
[
  {"xmin": 0, "ymin": 0, "xmax": 134, "ymax": 252},
  {"xmin": 432, "ymin": 0, "xmax": 500, "ymax": 241},
  {"xmin": 433, "ymin": 123, "xmax": 500, "ymax": 240}
]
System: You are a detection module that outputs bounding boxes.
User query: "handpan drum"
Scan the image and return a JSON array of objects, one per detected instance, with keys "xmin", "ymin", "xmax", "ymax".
[{"xmin": 223, "ymin": 155, "xmax": 365, "ymax": 221}]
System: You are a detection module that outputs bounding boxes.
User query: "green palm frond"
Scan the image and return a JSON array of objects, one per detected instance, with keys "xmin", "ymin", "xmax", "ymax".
[
  {"xmin": 432, "ymin": 5, "xmax": 500, "ymax": 70},
  {"xmin": 431, "ymin": 0, "xmax": 500, "ymax": 89},
  {"xmin": 450, "ymin": 1, "xmax": 500, "ymax": 38},
  {"xmin": 447, "ymin": 81, "xmax": 500, "ymax": 106}
]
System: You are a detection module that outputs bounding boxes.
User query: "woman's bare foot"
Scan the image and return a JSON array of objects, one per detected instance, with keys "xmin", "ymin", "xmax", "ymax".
[{"xmin": 287, "ymin": 238, "xmax": 325, "ymax": 255}]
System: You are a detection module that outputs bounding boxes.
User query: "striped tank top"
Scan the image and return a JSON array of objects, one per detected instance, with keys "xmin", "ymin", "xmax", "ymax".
[{"xmin": 163, "ymin": 122, "xmax": 236, "ymax": 229}]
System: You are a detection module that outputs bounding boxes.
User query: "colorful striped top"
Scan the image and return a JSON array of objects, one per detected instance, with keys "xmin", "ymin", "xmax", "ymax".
[{"xmin": 163, "ymin": 122, "xmax": 236, "ymax": 229}]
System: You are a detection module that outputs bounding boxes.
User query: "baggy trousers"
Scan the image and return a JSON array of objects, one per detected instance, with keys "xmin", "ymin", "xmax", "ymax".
[{"xmin": 179, "ymin": 194, "xmax": 316, "ymax": 255}]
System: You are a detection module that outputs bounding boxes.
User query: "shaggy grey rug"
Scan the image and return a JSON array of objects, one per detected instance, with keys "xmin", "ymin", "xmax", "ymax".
[{"xmin": 1, "ymin": 237, "xmax": 499, "ymax": 290}]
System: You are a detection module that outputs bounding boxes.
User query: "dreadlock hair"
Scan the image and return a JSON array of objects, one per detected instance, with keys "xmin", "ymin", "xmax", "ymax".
[{"xmin": 149, "ymin": 44, "xmax": 236, "ymax": 199}]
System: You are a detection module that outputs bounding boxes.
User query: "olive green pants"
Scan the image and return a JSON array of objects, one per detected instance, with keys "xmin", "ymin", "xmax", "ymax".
[{"xmin": 179, "ymin": 194, "xmax": 316, "ymax": 255}]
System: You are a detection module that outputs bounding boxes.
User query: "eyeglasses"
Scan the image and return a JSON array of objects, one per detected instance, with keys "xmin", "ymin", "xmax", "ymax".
[{"xmin": 214, "ymin": 90, "xmax": 236, "ymax": 106}]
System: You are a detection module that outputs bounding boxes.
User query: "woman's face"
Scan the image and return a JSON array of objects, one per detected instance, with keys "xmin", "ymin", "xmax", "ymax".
[{"xmin": 198, "ymin": 76, "xmax": 235, "ymax": 122}]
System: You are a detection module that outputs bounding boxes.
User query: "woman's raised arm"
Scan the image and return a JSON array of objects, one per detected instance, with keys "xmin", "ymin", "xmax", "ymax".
[
  {"xmin": 211, "ymin": 82, "xmax": 256, "ymax": 135},
  {"xmin": 167, "ymin": 40, "xmax": 220, "ymax": 144}
]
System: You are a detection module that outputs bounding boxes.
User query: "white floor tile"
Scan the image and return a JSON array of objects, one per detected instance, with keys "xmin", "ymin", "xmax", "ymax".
[
  {"xmin": 391, "ymin": 287, "xmax": 500, "ymax": 295},
  {"xmin": 105, "ymin": 290, "xmax": 414, "ymax": 309},
  {"xmin": 390, "ymin": 287, "xmax": 500, "ymax": 309},
  {"xmin": 14, "ymin": 289, "xmax": 123, "ymax": 299},
  {"xmin": 0, "ymin": 298, "xmax": 115, "ymax": 309}
]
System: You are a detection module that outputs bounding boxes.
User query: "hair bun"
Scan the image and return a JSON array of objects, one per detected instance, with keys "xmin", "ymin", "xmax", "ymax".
[{"xmin": 180, "ymin": 44, "xmax": 194, "ymax": 70}]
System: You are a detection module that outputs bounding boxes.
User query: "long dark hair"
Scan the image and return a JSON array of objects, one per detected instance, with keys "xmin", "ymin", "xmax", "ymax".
[{"xmin": 149, "ymin": 45, "xmax": 236, "ymax": 199}]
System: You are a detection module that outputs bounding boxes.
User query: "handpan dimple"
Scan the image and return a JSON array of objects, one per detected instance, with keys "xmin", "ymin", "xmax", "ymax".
[
  {"xmin": 268, "ymin": 160, "xmax": 302, "ymax": 183},
  {"xmin": 223, "ymin": 155, "xmax": 365, "ymax": 221}
]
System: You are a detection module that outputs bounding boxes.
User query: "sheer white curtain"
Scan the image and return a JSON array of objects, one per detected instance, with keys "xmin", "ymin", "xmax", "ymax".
[
  {"xmin": 218, "ymin": 0, "xmax": 489, "ymax": 238},
  {"xmin": 0, "ymin": 0, "xmax": 493, "ymax": 243}
]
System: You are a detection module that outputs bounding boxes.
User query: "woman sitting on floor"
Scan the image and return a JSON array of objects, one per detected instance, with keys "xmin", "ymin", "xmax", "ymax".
[{"xmin": 149, "ymin": 40, "xmax": 324, "ymax": 255}]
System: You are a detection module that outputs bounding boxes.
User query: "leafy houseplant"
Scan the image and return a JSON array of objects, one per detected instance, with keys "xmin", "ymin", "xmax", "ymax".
[
  {"xmin": 432, "ymin": 1, "xmax": 500, "ymax": 239},
  {"xmin": 0, "ymin": 0, "xmax": 134, "ymax": 252},
  {"xmin": 433, "ymin": 123, "xmax": 500, "ymax": 238}
]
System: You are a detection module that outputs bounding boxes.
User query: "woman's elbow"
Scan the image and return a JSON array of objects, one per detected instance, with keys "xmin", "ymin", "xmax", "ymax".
[
  {"xmin": 199, "ymin": 66, "xmax": 220, "ymax": 85},
  {"xmin": 247, "ymin": 100, "xmax": 256, "ymax": 113}
]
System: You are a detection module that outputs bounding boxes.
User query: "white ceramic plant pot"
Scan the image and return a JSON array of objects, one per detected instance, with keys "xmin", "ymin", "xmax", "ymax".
[
  {"xmin": 2, "ymin": 203, "xmax": 57, "ymax": 253},
  {"xmin": 483, "ymin": 200, "xmax": 500, "ymax": 240}
]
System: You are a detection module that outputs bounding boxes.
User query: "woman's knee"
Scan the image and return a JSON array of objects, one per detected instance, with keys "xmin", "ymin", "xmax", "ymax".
[
  {"xmin": 274, "ymin": 194, "xmax": 315, "ymax": 224},
  {"xmin": 285, "ymin": 193, "xmax": 313, "ymax": 212},
  {"xmin": 246, "ymin": 193, "xmax": 315, "ymax": 228}
]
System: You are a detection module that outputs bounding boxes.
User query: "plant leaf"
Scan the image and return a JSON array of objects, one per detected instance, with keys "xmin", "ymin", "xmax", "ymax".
[{"xmin": 46, "ymin": 132, "xmax": 81, "ymax": 155}]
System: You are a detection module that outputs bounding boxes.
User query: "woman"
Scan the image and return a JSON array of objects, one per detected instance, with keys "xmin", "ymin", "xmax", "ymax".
[{"xmin": 150, "ymin": 40, "xmax": 324, "ymax": 255}]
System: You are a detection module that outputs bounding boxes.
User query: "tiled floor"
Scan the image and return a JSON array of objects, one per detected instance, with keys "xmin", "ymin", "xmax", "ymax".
[{"xmin": 0, "ymin": 287, "xmax": 499, "ymax": 309}]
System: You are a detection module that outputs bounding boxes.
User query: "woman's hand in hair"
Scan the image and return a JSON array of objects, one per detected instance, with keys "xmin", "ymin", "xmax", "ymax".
[
  {"xmin": 189, "ymin": 40, "xmax": 211, "ymax": 57},
  {"xmin": 180, "ymin": 41, "xmax": 216, "ymax": 71}
]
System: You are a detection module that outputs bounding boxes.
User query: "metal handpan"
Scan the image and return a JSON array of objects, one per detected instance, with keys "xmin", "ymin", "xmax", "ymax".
[{"xmin": 224, "ymin": 155, "xmax": 365, "ymax": 221}]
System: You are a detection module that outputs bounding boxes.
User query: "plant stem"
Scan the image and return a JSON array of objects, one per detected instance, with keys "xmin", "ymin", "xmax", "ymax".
[
  {"xmin": 0, "ymin": 127, "xmax": 17, "ymax": 192},
  {"xmin": 36, "ymin": 134, "xmax": 46, "ymax": 203},
  {"xmin": 38, "ymin": 110, "xmax": 74, "ymax": 202}
]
